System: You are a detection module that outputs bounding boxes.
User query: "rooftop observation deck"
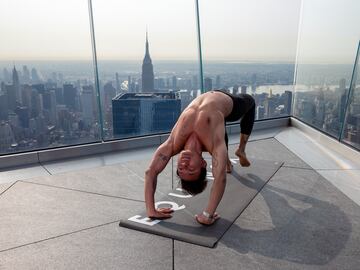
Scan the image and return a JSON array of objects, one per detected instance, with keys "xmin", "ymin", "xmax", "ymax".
[{"xmin": 0, "ymin": 118, "xmax": 359, "ymax": 270}]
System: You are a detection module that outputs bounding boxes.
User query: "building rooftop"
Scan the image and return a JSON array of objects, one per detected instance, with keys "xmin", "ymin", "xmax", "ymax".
[
  {"xmin": 0, "ymin": 121, "xmax": 359, "ymax": 269},
  {"xmin": 114, "ymin": 92, "xmax": 177, "ymax": 100}
]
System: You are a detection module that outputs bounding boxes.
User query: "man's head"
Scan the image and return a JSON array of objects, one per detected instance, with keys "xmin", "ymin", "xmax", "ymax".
[{"xmin": 176, "ymin": 150, "xmax": 207, "ymax": 195}]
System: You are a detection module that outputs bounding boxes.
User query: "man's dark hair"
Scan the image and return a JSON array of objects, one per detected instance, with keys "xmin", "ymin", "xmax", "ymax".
[{"xmin": 176, "ymin": 167, "xmax": 207, "ymax": 195}]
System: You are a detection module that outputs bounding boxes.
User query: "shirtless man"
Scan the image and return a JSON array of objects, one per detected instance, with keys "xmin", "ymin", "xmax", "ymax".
[{"xmin": 145, "ymin": 90, "xmax": 255, "ymax": 225}]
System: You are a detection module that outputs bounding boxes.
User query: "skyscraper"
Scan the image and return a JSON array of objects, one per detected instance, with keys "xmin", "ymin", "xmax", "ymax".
[
  {"xmin": 81, "ymin": 86, "xmax": 95, "ymax": 126},
  {"xmin": 115, "ymin": 72, "xmax": 121, "ymax": 93},
  {"xmin": 172, "ymin": 76, "xmax": 177, "ymax": 90},
  {"xmin": 141, "ymin": 31, "xmax": 154, "ymax": 93},
  {"xmin": 204, "ymin": 77, "xmax": 212, "ymax": 92},
  {"xmin": 284, "ymin": 90, "xmax": 293, "ymax": 115},
  {"xmin": 241, "ymin": 85, "xmax": 247, "ymax": 94},
  {"xmin": 63, "ymin": 84, "xmax": 77, "ymax": 110},
  {"xmin": 215, "ymin": 75, "xmax": 221, "ymax": 89},
  {"xmin": 22, "ymin": 65, "xmax": 30, "ymax": 84},
  {"xmin": 12, "ymin": 66, "xmax": 21, "ymax": 103},
  {"xmin": 112, "ymin": 93, "xmax": 180, "ymax": 136},
  {"xmin": 5, "ymin": 84, "xmax": 16, "ymax": 112}
]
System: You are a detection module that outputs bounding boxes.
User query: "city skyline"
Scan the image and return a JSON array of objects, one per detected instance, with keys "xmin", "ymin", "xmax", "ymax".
[{"xmin": 0, "ymin": 25, "xmax": 359, "ymax": 155}]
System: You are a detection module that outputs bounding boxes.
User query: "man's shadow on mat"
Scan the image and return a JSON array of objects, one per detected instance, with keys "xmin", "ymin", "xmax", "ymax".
[{"xmin": 221, "ymin": 172, "xmax": 351, "ymax": 266}]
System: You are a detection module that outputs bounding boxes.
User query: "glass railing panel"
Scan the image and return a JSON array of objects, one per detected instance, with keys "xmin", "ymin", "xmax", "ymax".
[
  {"xmin": 91, "ymin": 0, "xmax": 200, "ymax": 140},
  {"xmin": 198, "ymin": 0, "xmax": 301, "ymax": 121},
  {"xmin": 341, "ymin": 41, "xmax": 360, "ymax": 149},
  {"xmin": 0, "ymin": 0, "xmax": 99, "ymax": 155},
  {"xmin": 293, "ymin": 0, "xmax": 360, "ymax": 139}
]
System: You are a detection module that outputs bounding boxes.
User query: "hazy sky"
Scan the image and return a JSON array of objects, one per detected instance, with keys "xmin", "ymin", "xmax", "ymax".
[{"xmin": 0, "ymin": 0, "xmax": 359, "ymax": 63}]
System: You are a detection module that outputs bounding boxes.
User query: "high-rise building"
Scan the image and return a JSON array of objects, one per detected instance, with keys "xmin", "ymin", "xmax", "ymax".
[
  {"xmin": 112, "ymin": 93, "xmax": 181, "ymax": 136},
  {"xmin": 241, "ymin": 86, "xmax": 247, "ymax": 94},
  {"xmin": 300, "ymin": 100, "xmax": 315, "ymax": 122},
  {"xmin": 154, "ymin": 77, "xmax": 165, "ymax": 90},
  {"xmin": 32, "ymin": 84, "xmax": 45, "ymax": 95},
  {"xmin": 12, "ymin": 66, "xmax": 21, "ymax": 103},
  {"xmin": 31, "ymin": 68, "xmax": 40, "ymax": 83},
  {"xmin": 233, "ymin": 85, "xmax": 239, "ymax": 94},
  {"xmin": 0, "ymin": 122, "xmax": 15, "ymax": 152},
  {"xmin": 176, "ymin": 90, "xmax": 192, "ymax": 111},
  {"xmin": 21, "ymin": 85, "xmax": 32, "ymax": 109},
  {"xmin": 284, "ymin": 90, "xmax": 293, "ymax": 115},
  {"xmin": 256, "ymin": 105, "xmax": 265, "ymax": 120},
  {"xmin": 141, "ymin": 32, "xmax": 154, "ymax": 92},
  {"xmin": 55, "ymin": 87, "xmax": 63, "ymax": 104},
  {"xmin": 103, "ymin": 82, "xmax": 116, "ymax": 109},
  {"xmin": 31, "ymin": 89, "xmax": 42, "ymax": 118},
  {"xmin": 192, "ymin": 75, "xmax": 198, "ymax": 90},
  {"xmin": 0, "ymin": 94, "xmax": 8, "ymax": 120},
  {"xmin": 204, "ymin": 77, "xmax": 212, "ymax": 91},
  {"xmin": 81, "ymin": 86, "xmax": 95, "ymax": 126},
  {"xmin": 115, "ymin": 72, "xmax": 120, "ymax": 92},
  {"xmin": 22, "ymin": 65, "xmax": 31, "ymax": 84},
  {"xmin": 2, "ymin": 68, "xmax": 11, "ymax": 83},
  {"xmin": 15, "ymin": 106, "xmax": 30, "ymax": 128},
  {"xmin": 215, "ymin": 75, "xmax": 221, "ymax": 89},
  {"xmin": 63, "ymin": 84, "xmax": 77, "ymax": 110},
  {"xmin": 172, "ymin": 76, "xmax": 177, "ymax": 90},
  {"xmin": 338, "ymin": 85, "xmax": 348, "ymax": 121},
  {"xmin": 43, "ymin": 90, "xmax": 57, "ymax": 124},
  {"xmin": 5, "ymin": 84, "xmax": 16, "ymax": 111},
  {"xmin": 264, "ymin": 95, "xmax": 275, "ymax": 118}
]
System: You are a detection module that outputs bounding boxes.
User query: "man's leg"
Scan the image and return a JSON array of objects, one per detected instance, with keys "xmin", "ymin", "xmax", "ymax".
[
  {"xmin": 235, "ymin": 133, "xmax": 251, "ymax": 167},
  {"xmin": 235, "ymin": 95, "xmax": 255, "ymax": 167}
]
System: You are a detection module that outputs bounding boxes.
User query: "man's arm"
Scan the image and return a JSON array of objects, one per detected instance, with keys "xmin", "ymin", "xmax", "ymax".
[
  {"xmin": 145, "ymin": 137, "xmax": 175, "ymax": 218},
  {"xmin": 204, "ymin": 142, "xmax": 227, "ymax": 215},
  {"xmin": 196, "ymin": 138, "xmax": 227, "ymax": 225}
]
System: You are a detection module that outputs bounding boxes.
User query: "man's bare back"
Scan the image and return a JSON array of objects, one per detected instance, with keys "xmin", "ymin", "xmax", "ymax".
[{"xmin": 170, "ymin": 91, "xmax": 233, "ymax": 154}]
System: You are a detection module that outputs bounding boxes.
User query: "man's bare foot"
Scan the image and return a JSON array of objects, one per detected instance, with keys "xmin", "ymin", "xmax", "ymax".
[
  {"xmin": 226, "ymin": 158, "xmax": 233, "ymax": 173},
  {"xmin": 235, "ymin": 149, "xmax": 251, "ymax": 167}
]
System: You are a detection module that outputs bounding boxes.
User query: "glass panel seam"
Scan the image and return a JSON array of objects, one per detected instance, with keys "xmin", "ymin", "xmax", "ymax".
[{"xmin": 88, "ymin": 0, "xmax": 105, "ymax": 142}]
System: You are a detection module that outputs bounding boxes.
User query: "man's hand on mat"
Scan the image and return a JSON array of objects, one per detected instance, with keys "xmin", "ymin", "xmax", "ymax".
[
  {"xmin": 195, "ymin": 212, "xmax": 220, "ymax": 226},
  {"xmin": 148, "ymin": 208, "xmax": 174, "ymax": 220}
]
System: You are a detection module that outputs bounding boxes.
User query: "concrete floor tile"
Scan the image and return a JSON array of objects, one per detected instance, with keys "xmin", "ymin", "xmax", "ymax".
[
  {"xmin": 0, "ymin": 181, "xmax": 145, "ymax": 251},
  {"xmin": 0, "ymin": 165, "xmax": 49, "ymax": 184},
  {"xmin": 25, "ymin": 160, "xmax": 172, "ymax": 202},
  {"xmin": 0, "ymin": 223, "xmax": 172, "ymax": 270},
  {"xmin": 100, "ymin": 146, "xmax": 158, "ymax": 166},
  {"xmin": 121, "ymin": 158, "xmax": 173, "ymax": 195},
  {"xmin": 174, "ymin": 166, "xmax": 360, "ymax": 270},
  {"xmin": 42, "ymin": 156, "xmax": 107, "ymax": 175},
  {"xmin": 0, "ymin": 183, "xmax": 12, "ymax": 195},
  {"xmin": 228, "ymin": 138, "xmax": 311, "ymax": 169}
]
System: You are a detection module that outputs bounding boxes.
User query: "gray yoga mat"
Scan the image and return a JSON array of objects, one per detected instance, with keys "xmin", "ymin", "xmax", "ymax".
[{"xmin": 120, "ymin": 159, "xmax": 283, "ymax": 248}]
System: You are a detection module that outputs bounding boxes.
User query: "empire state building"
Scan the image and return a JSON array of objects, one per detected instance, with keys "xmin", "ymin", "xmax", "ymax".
[{"xmin": 141, "ymin": 32, "xmax": 154, "ymax": 92}]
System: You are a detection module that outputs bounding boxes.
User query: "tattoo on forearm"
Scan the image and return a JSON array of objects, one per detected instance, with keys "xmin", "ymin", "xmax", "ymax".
[{"xmin": 159, "ymin": 153, "xmax": 168, "ymax": 162}]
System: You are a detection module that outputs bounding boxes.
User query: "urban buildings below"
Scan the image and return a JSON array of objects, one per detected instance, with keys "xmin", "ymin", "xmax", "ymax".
[{"xmin": 112, "ymin": 92, "xmax": 181, "ymax": 137}]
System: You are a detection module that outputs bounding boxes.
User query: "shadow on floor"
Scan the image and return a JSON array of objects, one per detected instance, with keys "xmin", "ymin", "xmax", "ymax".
[{"xmin": 221, "ymin": 173, "xmax": 352, "ymax": 266}]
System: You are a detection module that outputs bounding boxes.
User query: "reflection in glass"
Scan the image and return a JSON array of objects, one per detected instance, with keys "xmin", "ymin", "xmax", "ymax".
[
  {"xmin": 342, "ymin": 42, "xmax": 360, "ymax": 149},
  {"xmin": 0, "ymin": 1, "xmax": 99, "ymax": 155},
  {"xmin": 293, "ymin": 0, "xmax": 360, "ymax": 138}
]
